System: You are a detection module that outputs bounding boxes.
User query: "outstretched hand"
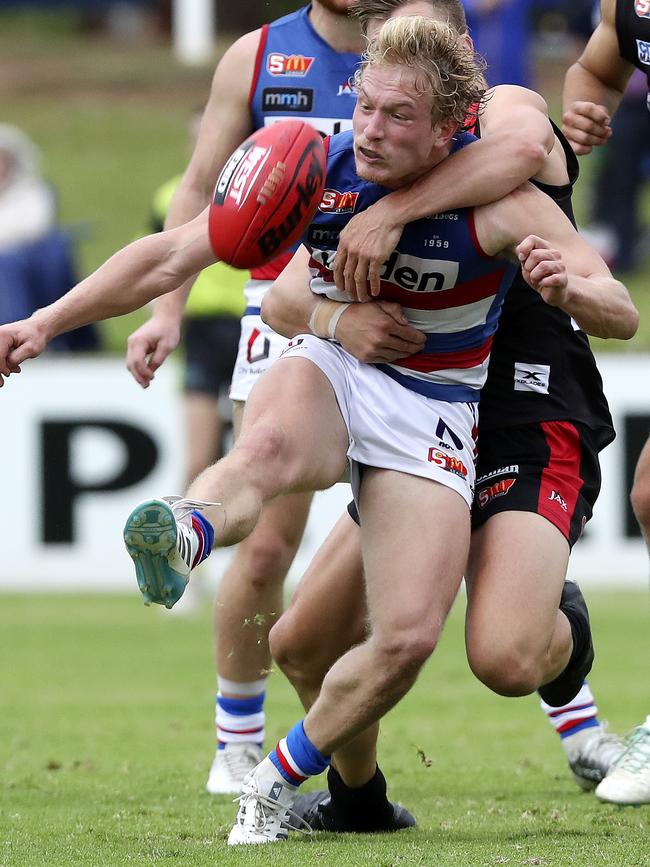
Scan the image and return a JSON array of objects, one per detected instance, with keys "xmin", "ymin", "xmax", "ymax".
[
  {"xmin": 517, "ymin": 235, "xmax": 569, "ymax": 306},
  {"xmin": 562, "ymin": 101, "xmax": 611, "ymax": 155},
  {"xmin": 333, "ymin": 201, "xmax": 403, "ymax": 301},
  {"xmin": 0, "ymin": 318, "xmax": 49, "ymax": 387},
  {"xmin": 126, "ymin": 315, "xmax": 182, "ymax": 389}
]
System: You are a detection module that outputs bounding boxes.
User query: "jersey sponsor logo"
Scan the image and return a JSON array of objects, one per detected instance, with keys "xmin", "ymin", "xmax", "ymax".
[
  {"xmin": 428, "ymin": 449, "xmax": 468, "ymax": 478},
  {"xmin": 635, "ymin": 0, "xmax": 650, "ymax": 19},
  {"xmin": 476, "ymin": 464, "xmax": 519, "ymax": 484},
  {"xmin": 337, "ymin": 81, "xmax": 356, "ymax": 96},
  {"xmin": 477, "ymin": 477, "xmax": 517, "ymax": 508},
  {"xmin": 307, "ymin": 224, "xmax": 343, "ymax": 246},
  {"xmin": 514, "ymin": 362, "xmax": 550, "ymax": 394},
  {"xmin": 319, "ymin": 188, "xmax": 360, "ymax": 214},
  {"xmin": 636, "ymin": 38, "xmax": 650, "ymax": 65},
  {"xmin": 214, "ymin": 143, "xmax": 270, "ymax": 208},
  {"xmin": 548, "ymin": 489, "xmax": 569, "ymax": 512},
  {"xmin": 262, "ymin": 87, "xmax": 314, "ymax": 112},
  {"xmin": 310, "ymin": 248, "xmax": 460, "ymax": 293},
  {"xmin": 267, "ymin": 53, "xmax": 315, "ymax": 76},
  {"xmin": 264, "ymin": 115, "xmax": 353, "ymax": 138}
]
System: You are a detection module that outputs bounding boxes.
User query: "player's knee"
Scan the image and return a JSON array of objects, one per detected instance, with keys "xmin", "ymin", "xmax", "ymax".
[
  {"xmin": 237, "ymin": 532, "xmax": 296, "ymax": 590},
  {"xmin": 270, "ymin": 613, "xmax": 326, "ymax": 687},
  {"xmin": 631, "ymin": 477, "xmax": 650, "ymax": 532},
  {"xmin": 374, "ymin": 629, "xmax": 438, "ymax": 682},
  {"xmin": 468, "ymin": 642, "xmax": 540, "ymax": 697}
]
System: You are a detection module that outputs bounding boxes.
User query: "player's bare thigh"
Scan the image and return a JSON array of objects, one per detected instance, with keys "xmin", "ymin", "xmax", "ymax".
[
  {"xmin": 465, "ymin": 511, "xmax": 570, "ymax": 679},
  {"xmin": 270, "ymin": 510, "xmax": 367, "ymax": 684}
]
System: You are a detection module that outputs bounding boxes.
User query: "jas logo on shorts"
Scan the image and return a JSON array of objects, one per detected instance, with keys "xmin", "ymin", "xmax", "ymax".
[
  {"xmin": 319, "ymin": 188, "xmax": 360, "ymax": 214},
  {"xmin": 477, "ymin": 478, "xmax": 516, "ymax": 509},
  {"xmin": 267, "ymin": 53, "xmax": 315, "ymax": 76},
  {"xmin": 637, "ymin": 39, "xmax": 650, "ymax": 64},
  {"xmin": 428, "ymin": 449, "xmax": 468, "ymax": 478},
  {"xmin": 548, "ymin": 490, "xmax": 568, "ymax": 512},
  {"xmin": 635, "ymin": 0, "xmax": 650, "ymax": 18}
]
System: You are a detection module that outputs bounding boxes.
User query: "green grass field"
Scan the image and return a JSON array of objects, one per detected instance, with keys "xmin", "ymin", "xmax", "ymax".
[{"xmin": 1, "ymin": 591, "xmax": 648, "ymax": 866}]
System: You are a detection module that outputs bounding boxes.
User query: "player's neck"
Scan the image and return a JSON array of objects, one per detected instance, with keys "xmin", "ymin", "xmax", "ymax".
[{"xmin": 309, "ymin": 4, "xmax": 363, "ymax": 54}]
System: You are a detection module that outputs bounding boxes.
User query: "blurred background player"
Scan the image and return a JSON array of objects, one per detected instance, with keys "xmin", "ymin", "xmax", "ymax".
[
  {"xmin": 464, "ymin": 0, "xmax": 533, "ymax": 88},
  {"xmin": 562, "ymin": 0, "xmax": 650, "ymax": 806},
  {"xmin": 124, "ymin": 0, "xmax": 363, "ymax": 795},
  {"xmin": 147, "ymin": 111, "xmax": 245, "ymax": 615}
]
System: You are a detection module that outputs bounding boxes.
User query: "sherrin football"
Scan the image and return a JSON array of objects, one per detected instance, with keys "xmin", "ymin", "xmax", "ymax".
[{"xmin": 208, "ymin": 120, "xmax": 326, "ymax": 269}]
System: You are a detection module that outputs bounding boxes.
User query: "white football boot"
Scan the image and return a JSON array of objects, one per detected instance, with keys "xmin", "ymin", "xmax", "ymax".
[
  {"xmin": 563, "ymin": 723, "xmax": 627, "ymax": 791},
  {"xmin": 596, "ymin": 715, "xmax": 650, "ymax": 805},
  {"xmin": 206, "ymin": 743, "xmax": 263, "ymax": 795},
  {"xmin": 123, "ymin": 496, "xmax": 218, "ymax": 609},
  {"xmin": 228, "ymin": 758, "xmax": 310, "ymax": 845}
]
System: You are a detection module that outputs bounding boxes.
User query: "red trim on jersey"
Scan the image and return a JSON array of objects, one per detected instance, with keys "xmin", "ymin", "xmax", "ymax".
[
  {"xmin": 322, "ymin": 135, "xmax": 331, "ymax": 162},
  {"xmin": 251, "ymin": 251, "xmax": 294, "ymax": 281},
  {"xmin": 377, "ymin": 268, "xmax": 506, "ymax": 310},
  {"xmin": 537, "ymin": 421, "xmax": 583, "ymax": 539},
  {"xmin": 467, "ymin": 209, "xmax": 493, "ymax": 260},
  {"xmin": 464, "ymin": 102, "xmax": 480, "ymax": 135},
  {"xmin": 248, "ymin": 24, "xmax": 269, "ymax": 108},
  {"xmin": 399, "ymin": 337, "xmax": 492, "ymax": 372}
]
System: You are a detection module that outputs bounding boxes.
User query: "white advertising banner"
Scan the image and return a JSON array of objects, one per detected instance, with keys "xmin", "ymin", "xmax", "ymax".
[{"xmin": 0, "ymin": 354, "xmax": 647, "ymax": 591}]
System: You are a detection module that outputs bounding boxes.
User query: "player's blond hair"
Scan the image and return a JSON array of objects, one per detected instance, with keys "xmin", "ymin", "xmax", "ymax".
[{"xmin": 354, "ymin": 16, "xmax": 486, "ymax": 129}]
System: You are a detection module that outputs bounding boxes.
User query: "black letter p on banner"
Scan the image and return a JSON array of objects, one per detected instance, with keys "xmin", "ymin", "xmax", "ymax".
[{"xmin": 40, "ymin": 420, "xmax": 159, "ymax": 544}]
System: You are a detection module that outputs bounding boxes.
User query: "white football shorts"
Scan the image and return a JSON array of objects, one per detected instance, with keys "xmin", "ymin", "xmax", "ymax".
[
  {"xmin": 229, "ymin": 280, "xmax": 288, "ymax": 402},
  {"xmin": 279, "ymin": 334, "xmax": 477, "ymax": 508}
]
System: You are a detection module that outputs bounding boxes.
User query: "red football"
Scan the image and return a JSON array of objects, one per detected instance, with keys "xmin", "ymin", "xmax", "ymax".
[{"xmin": 208, "ymin": 120, "xmax": 326, "ymax": 269}]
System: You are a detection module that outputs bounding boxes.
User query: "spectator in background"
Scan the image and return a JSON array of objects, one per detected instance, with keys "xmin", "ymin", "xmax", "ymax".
[
  {"xmin": 0, "ymin": 123, "xmax": 55, "ymax": 252},
  {"xmin": 464, "ymin": 0, "xmax": 532, "ymax": 87},
  {"xmin": 0, "ymin": 124, "xmax": 97, "ymax": 351}
]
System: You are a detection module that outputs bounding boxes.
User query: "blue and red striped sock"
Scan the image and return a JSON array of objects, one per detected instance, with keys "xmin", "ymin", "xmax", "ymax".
[
  {"xmin": 216, "ymin": 691, "xmax": 265, "ymax": 749},
  {"xmin": 268, "ymin": 721, "xmax": 330, "ymax": 786},
  {"xmin": 540, "ymin": 680, "xmax": 600, "ymax": 739},
  {"xmin": 190, "ymin": 510, "xmax": 214, "ymax": 568}
]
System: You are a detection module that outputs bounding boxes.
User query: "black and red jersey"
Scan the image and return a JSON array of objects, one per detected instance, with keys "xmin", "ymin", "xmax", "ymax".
[{"xmin": 477, "ymin": 120, "xmax": 614, "ymax": 449}]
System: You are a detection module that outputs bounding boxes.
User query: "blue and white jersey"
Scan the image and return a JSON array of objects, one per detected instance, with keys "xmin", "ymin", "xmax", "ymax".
[
  {"xmin": 305, "ymin": 130, "xmax": 518, "ymax": 403},
  {"xmin": 248, "ymin": 5, "xmax": 360, "ymax": 282},
  {"xmin": 249, "ymin": 5, "xmax": 359, "ymax": 136}
]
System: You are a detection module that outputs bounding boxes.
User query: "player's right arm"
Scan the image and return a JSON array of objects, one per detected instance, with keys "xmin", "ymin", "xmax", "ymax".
[
  {"xmin": 562, "ymin": 0, "xmax": 634, "ymax": 154},
  {"xmin": 261, "ymin": 246, "xmax": 426, "ymax": 363},
  {"xmin": 125, "ymin": 29, "xmax": 259, "ymax": 387}
]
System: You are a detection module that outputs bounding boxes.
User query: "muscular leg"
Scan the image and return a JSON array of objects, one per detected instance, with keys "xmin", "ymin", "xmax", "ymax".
[
  {"xmin": 186, "ymin": 358, "xmax": 348, "ymax": 540},
  {"xmin": 465, "ymin": 511, "xmax": 571, "ymax": 696},
  {"xmin": 303, "ymin": 468, "xmax": 469, "ymax": 756},
  {"xmin": 214, "ymin": 402, "xmax": 312, "ymax": 686},
  {"xmin": 270, "ymin": 510, "xmax": 378, "ymax": 785},
  {"xmin": 630, "ymin": 435, "xmax": 650, "ymax": 559},
  {"xmin": 196, "ymin": 357, "xmax": 348, "ymax": 792}
]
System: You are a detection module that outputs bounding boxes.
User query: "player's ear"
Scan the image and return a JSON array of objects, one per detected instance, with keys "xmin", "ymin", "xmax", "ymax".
[{"xmin": 433, "ymin": 118, "xmax": 458, "ymax": 147}]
